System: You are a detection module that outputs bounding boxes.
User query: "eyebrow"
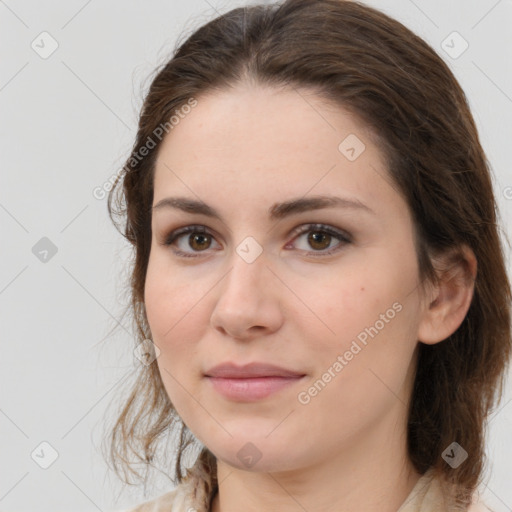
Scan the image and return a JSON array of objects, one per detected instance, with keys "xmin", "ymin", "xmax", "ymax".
[{"xmin": 152, "ymin": 195, "xmax": 375, "ymax": 221}]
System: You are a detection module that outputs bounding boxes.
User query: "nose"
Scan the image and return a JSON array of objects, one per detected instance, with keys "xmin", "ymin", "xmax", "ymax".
[{"xmin": 210, "ymin": 249, "xmax": 284, "ymax": 341}]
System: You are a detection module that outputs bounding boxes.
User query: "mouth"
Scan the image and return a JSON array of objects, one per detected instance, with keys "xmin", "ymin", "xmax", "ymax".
[
  {"xmin": 205, "ymin": 375, "xmax": 306, "ymax": 401},
  {"xmin": 204, "ymin": 362, "xmax": 306, "ymax": 401}
]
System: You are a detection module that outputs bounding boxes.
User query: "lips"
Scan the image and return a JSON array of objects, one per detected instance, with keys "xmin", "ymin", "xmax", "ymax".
[
  {"xmin": 204, "ymin": 361, "xmax": 306, "ymax": 378},
  {"xmin": 204, "ymin": 362, "xmax": 307, "ymax": 401}
]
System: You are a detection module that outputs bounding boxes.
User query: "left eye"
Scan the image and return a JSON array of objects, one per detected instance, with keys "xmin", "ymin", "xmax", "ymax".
[
  {"xmin": 162, "ymin": 223, "xmax": 351, "ymax": 258},
  {"xmin": 288, "ymin": 224, "xmax": 351, "ymax": 255}
]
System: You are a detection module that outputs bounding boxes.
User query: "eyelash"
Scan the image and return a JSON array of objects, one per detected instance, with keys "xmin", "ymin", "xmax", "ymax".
[{"xmin": 161, "ymin": 223, "xmax": 352, "ymax": 259}]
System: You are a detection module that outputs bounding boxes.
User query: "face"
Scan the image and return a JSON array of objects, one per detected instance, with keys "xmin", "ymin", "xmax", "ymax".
[{"xmin": 144, "ymin": 84, "xmax": 426, "ymax": 474}]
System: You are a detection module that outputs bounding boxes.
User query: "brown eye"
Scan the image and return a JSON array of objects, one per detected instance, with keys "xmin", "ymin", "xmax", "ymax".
[
  {"xmin": 307, "ymin": 231, "xmax": 332, "ymax": 250},
  {"xmin": 163, "ymin": 223, "xmax": 351, "ymax": 259},
  {"xmin": 188, "ymin": 232, "xmax": 212, "ymax": 251},
  {"xmin": 162, "ymin": 225, "xmax": 221, "ymax": 258},
  {"xmin": 288, "ymin": 223, "xmax": 351, "ymax": 256}
]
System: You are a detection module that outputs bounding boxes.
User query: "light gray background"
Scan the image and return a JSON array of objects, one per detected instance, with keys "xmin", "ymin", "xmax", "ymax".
[{"xmin": 1, "ymin": 0, "xmax": 511, "ymax": 511}]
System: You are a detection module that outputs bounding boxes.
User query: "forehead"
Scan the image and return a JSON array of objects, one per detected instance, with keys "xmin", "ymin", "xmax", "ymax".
[
  {"xmin": 157, "ymin": 84, "xmax": 375, "ymax": 166},
  {"xmin": 152, "ymin": 84, "xmax": 401, "ymax": 218}
]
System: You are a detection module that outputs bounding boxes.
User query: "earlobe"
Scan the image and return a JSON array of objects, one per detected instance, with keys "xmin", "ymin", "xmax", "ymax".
[{"xmin": 417, "ymin": 245, "xmax": 477, "ymax": 345}]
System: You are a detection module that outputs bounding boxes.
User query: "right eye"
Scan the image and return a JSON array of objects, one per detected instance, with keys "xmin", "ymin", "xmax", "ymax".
[{"xmin": 162, "ymin": 225, "xmax": 221, "ymax": 258}]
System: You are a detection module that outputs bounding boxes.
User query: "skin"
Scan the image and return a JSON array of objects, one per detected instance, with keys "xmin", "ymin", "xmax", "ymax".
[{"xmin": 144, "ymin": 83, "xmax": 477, "ymax": 512}]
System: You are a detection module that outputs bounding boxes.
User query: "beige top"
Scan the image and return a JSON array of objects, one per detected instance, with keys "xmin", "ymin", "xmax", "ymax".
[{"xmin": 119, "ymin": 462, "xmax": 492, "ymax": 512}]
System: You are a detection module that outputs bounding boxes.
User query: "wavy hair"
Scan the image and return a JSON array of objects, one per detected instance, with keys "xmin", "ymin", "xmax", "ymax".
[{"xmin": 103, "ymin": 0, "xmax": 512, "ymax": 507}]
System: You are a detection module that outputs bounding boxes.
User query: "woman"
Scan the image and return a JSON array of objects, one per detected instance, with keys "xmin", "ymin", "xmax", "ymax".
[{"xmin": 104, "ymin": 1, "xmax": 511, "ymax": 510}]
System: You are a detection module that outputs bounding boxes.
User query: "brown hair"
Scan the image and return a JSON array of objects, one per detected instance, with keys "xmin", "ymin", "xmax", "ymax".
[{"xmin": 103, "ymin": 0, "xmax": 512, "ymax": 506}]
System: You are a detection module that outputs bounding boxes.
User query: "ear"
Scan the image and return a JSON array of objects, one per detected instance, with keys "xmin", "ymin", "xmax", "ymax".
[{"xmin": 417, "ymin": 244, "xmax": 477, "ymax": 345}]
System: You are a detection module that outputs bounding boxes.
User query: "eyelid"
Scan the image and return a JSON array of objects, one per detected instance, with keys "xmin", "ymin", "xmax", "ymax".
[
  {"xmin": 161, "ymin": 223, "xmax": 351, "ymax": 258},
  {"xmin": 288, "ymin": 223, "xmax": 351, "ymax": 244},
  {"xmin": 159, "ymin": 224, "xmax": 216, "ymax": 249}
]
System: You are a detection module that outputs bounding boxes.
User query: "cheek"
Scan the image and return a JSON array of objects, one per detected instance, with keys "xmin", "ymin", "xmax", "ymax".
[
  {"xmin": 144, "ymin": 269, "xmax": 172, "ymax": 340},
  {"xmin": 302, "ymin": 268, "xmax": 382, "ymax": 346},
  {"xmin": 144, "ymin": 257, "xmax": 212, "ymax": 377},
  {"xmin": 144, "ymin": 266, "xmax": 203, "ymax": 414},
  {"xmin": 297, "ymin": 296, "xmax": 418, "ymax": 444},
  {"xmin": 144, "ymin": 253, "xmax": 197, "ymax": 340},
  {"xmin": 306, "ymin": 258, "xmax": 419, "ymax": 375}
]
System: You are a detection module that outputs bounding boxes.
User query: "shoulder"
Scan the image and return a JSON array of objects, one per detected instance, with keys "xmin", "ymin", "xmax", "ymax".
[
  {"xmin": 113, "ymin": 470, "xmax": 214, "ymax": 512},
  {"xmin": 114, "ymin": 487, "xmax": 181, "ymax": 512},
  {"xmin": 468, "ymin": 498, "xmax": 494, "ymax": 512},
  {"xmin": 398, "ymin": 468, "xmax": 495, "ymax": 512}
]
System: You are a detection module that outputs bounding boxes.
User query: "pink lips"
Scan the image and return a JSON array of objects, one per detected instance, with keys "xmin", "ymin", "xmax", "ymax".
[{"xmin": 204, "ymin": 362, "xmax": 306, "ymax": 401}]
